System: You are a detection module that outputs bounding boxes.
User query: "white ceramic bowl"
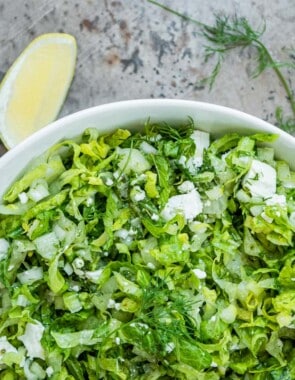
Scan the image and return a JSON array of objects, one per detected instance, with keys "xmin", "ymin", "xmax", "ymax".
[{"xmin": 0, "ymin": 99, "xmax": 294, "ymax": 201}]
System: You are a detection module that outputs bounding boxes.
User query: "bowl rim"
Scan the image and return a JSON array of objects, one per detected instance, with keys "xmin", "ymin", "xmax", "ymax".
[
  {"xmin": 0, "ymin": 99, "xmax": 295, "ymax": 204},
  {"xmin": 1, "ymin": 99, "xmax": 294, "ymax": 161}
]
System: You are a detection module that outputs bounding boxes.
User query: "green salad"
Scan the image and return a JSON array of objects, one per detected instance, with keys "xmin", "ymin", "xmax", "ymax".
[{"xmin": 0, "ymin": 121, "xmax": 295, "ymax": 379}]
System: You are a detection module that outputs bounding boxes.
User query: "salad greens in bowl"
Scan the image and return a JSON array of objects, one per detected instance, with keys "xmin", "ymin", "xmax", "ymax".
[{"xmin": 0, "ymin": 99, "xmax": 294, "ymax": 379}]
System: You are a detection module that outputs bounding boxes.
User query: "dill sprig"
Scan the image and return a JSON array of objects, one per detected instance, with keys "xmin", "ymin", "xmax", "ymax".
[
  {"xmin": 148, "ymin": 0, "xmax": 295, "ymax": 133},
  {"xmin": 138, "ymin": 276, "xmax": 197, "ymax": 346},
  {"xmin": 144, "ymin": 118, "xmax": 195, "ymax": 140}
]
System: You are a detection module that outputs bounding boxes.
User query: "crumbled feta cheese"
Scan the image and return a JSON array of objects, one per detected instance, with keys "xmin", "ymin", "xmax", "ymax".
[
  {"xmin": 178, "ymin": 155, "xmax": 186, "ymax": 166},
  {"xmin": 165, "ymin": 342, "xmax": 175, "ymax": 353},
  {"xmin": 113, "ymin": 171, "xmax": 120, "ymax": 179},
  {"xmin": 186, "ymin": 130, "xmax": 210, "ymax": 173},
  {"xmin": 161, "ymin": 189, "xmax": 203, "ymax": 221},
  {"xmin": 265, "ymin": 194, "xmax": 287, "ymax": 207},
  {"xmin": 0, "ymin": 238, "xmax": 9, "ymax": 260},
  {"xmin": 140, "ymin": 141, "xmax": 158, "ymax": 154},
  {"xmin": 107, "ymin": 299, "xmax": 120, "ymax": 310},
  {"xmin": 18, "ymin": 321, "xmax": 45, "ymax": 359},
  {"xmin": 103, "ymin": 251, "xmax": 109, "ymax": 257},
  {"xmin": 130, "ymin": 174, "xmax": 146, "ymax": 186},
  {"xmin": 192, "ymin": 268, "xmax": 207, "ymax": 279},
  {"xmin": 147, "ymin": 262, "xmax": 155, "ymax": 269},
  {"xmin": 105, "ymin": 178, "xmax": 114, "ymax": 186},
  {"xmin": 130, "ymin": 322, "xmax": 149, "ymax": 329},
  {"xmin": 210, "ymin": 315, "xmax": 217, "ymax": 322},
  {"xmin": 28, "ymin": 179, "xmax": 49, "ymax": 202},
  {"xmin": 115, "ymin": 229, "xmax": 129, "ymax": 240},
  {"xmin": 71, "ymin": 285, "xmax": 80, "ymax": 292},
  {"xmin": 16, "ymin": 295, "xmax": 30, "ymax": 307},
  {"xmin": 243, "ymin": 159, "xmax": 276, "ymax": 198},
  {"xmin": 46, "ymin": 367, "xmax": 54, "ymax": 377},
  {"xmin": 250, "ymin": 205, "xmax": 264, "ymax": 216},
  {"xmin": 85, "ymin": 268, "xmax": 104, "ymax": 283},
  {"xmin": 64, "ymin": 262, "xmax": 73, "ymax": 276},
  {"xmin": 177, "ymin": 180, "xmax": 195, "ymax": 194},
  {"xmin": 149, "ymin": 134, "xmax": 162, "ymax": 142},
  {"xmin": 151, "ymin": 213, "xmax": 159, "ymax": 221},
  {"xmin": 115, "ymin": 337, "xmax": 121, "ymax": 345},
  {"xmin": 130, "ymin": 186, "xmax": 146, "ymax": 202},
  {"xmin": 220, "ymin": 304, "xmax": 237, "ymax": 324},
  {"xmin": 107, "ymin": 299, "xmax": 116, "ymax": 308},
  {"xmin": 86, "ymin": 196, "xmax": 94, "ymax": 206},
  {"xmin": 211, "ymin": 362, "xmax": 218, "ymax": 368},
  {"xmin": 0, "ymin": 336, "xmax": 18, "ymax": 360},
  {"xmin": 18, "ymin": 192, "xmax": 28, "ymax": 204}
]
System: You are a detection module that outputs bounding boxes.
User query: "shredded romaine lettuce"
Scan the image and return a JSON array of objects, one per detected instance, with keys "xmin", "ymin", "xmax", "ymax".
[{"xmin": 0, "ymin": 120, "xmax": 294, "ymax": 379}]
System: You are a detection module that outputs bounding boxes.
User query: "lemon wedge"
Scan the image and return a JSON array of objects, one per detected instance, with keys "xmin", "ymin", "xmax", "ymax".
[{"xmin": 0, "ymin": 33, "xmax": 77, "ymax": 149}]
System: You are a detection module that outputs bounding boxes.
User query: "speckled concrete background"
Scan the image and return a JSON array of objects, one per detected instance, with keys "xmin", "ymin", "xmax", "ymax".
[{"xmin": 0, "ymin": 0, "xmax": 294, "ymax": 156}]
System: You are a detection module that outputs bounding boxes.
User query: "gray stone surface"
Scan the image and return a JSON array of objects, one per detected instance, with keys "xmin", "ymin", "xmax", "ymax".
[{"xmin": 0, "ymin": 0, "xmax": 294, "ymax": 155}]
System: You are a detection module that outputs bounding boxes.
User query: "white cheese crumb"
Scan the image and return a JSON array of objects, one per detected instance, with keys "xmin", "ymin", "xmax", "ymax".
[
  {"xmin": 107, "ymin": 299, "xmax": 116, "ymax": 308},
  {"xmin": 178, "ymin": 155, "xmax": 186, "ymax": 166},
  {"xmin": 115, "ymin": 337, "xmax": 121, "ymax": 345},
  {"xmin": 46, "ymin": 367, "xmax": 54, "ymax": 377},
  {"xmin": 151, "ymin": 213, "xmax": 159, "ymax": 221},
  {"xmin": 18, "ymin": 321, "xmax": 45, "ymax": 359},
  {"xmin": 243, "ymin": 159, "xmax": 276, "ymax": 198},
  {"xmin": 149, "ymin": 134, "xmax": 162, "ymax": 142},
  {"xmin": 86, "ymin": 196, "xmax": 94, "ymax": 206},
  {"xmin": 85, "ymin": 269, "xmax": 104, "ymax": 283},
  {"xmin": 63, "ymin": 263, "xmax": 73, "ymax": 276},
  {"xmin": 71, "ymin": 285, "xmax": 80, "ymax": 292},
  {"xmin": 265, "ymin": 194, "xmax": 287, "ymax": 207},
  {"xmin": 28, "ymin": 180, "xmax": 49, "ymax": 202},
  {"xmin": 178, "ymin": 180, "xmax": 195, "ymax": 194},
  {"xmin": 161, "ymin": 189, "xmax": 203, "ymax": 221},
  {"xmin": 18, "ymin": 192, "xmax": 29, "ymax": 204},
  {"xmin": 107, "ymin": 299, "xmax": 120, "ymax": 310},
  {"xmin": 130, "ymin": 186, "xmax": 146, "ymax": 202},
  {"xmin": 140, "ymin": 141, "xmax": 158, "ymax": 154},
  {"xmin": 186, "ymin": 130, "xmax": 210, "ymax": 173},
  {"xmin": 0, "ymin": 336, "xmax": 18, "ymax": 360},
  {"xmin": 130, "ymin": 322, "xmax": 149, "ymax": 329},
  {"xmin": 16, "ymin": 295, "xmax": 30, "ymax": 307},
  {"xmin": 192, "ymin": 268, "xmax": 207, "ymax": 279},
  {"xmin": 165, "ymin": 342, "xmax": 175, "ymax": 353},
  {"xmin": 115, "ymin": 229, "xmax": 129, "ymax": 240},
  {"xmin": 105, "ymin": 178, "xmax": 114, "ymax": 186},
  {"xmin": 0, "ymin": 238, "xmax": 9, "ymax": 261},
  {"xmin": 147, "ymin": 262, "xmax": 155, "ymax": 269}
]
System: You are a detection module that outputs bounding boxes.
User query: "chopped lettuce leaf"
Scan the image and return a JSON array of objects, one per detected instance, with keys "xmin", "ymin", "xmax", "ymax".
[{"xmin": 0, "ymin": 123, "xmax": 294, "ymax": 379}]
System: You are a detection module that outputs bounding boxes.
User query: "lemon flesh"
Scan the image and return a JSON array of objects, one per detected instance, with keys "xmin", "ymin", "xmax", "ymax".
[{"xmin": 0, "ymin": 33, "xmax": 77, "ymax": 149}]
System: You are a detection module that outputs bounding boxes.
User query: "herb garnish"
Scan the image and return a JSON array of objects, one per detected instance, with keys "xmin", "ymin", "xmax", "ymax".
[{"xmin": 149, "ymin": 0, "xmax": 295, "ymax": 133}]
